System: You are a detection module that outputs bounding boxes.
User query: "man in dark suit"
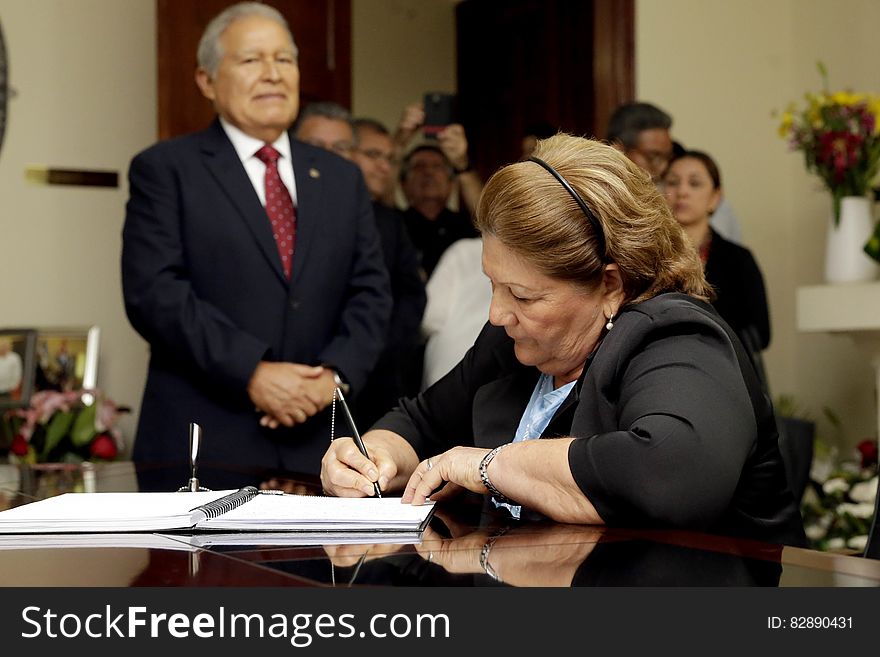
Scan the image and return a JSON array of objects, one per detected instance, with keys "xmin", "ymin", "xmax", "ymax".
[
  {"xmin": 294, "ymin": 104, "xmax": 426, "ymax": 428},
  {"xmin": 121, "ymin": 2, "xmax": 391, "ymax": 488}
]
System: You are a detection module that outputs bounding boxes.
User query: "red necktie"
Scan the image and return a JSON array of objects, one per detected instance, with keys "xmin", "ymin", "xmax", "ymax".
[{"xmin": 255, "ymin": 144, "xmax": 296, "ymax": 278}]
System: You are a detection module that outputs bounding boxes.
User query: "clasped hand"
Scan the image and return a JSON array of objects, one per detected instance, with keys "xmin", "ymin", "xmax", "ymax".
[{"xmin": 247, "ymin": 361, "xmax": 336, "ymax": 429}]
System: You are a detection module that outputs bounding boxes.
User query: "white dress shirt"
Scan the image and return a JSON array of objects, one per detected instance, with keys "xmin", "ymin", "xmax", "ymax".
[{"xmin": 219, "ymin": 118, "xmax": 298, "ymax": 206}]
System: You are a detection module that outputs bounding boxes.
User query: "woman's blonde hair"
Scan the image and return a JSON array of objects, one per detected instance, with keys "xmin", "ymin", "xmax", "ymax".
[{"xmin": 475, "ymin": 134, "xmax": 711, "ymax": 305}]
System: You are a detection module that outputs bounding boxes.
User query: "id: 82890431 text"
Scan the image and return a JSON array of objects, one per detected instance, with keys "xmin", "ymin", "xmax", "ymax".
[{"xmin": 767, "ymin": 616, "xmax": 852, "ymax": 630}]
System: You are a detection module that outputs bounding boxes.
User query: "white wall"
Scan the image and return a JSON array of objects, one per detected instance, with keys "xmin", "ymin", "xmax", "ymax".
[
  {"xmin": 351, "ymin": 0, "xmax": 457, "ymax": 130},
  {"xmin": 0, "ymin": 0, "xmax": 156, "ymax": 451},
  {"xmin": 637, "ymin": 0, "xmax": 880, "ymax": 449}
]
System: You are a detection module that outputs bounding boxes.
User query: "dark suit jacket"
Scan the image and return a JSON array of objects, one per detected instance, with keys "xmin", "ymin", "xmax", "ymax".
[
  {"xmin": 352, "ymin": 202, "xmax": 426, "ymax": 428},
  {"xmin": 402, "ymin": 206, "xmax": 478, "ymax": 278},
  {"xmin": 122, "ymin": 119, "xmax": 391, "ymax": 484},
  {"xmin": 705, "ymin": 228, "xmax": 771, "ymax": 350},
  {"xmin": 377, "ymin": 293, "xmax": 804, "ymax": 545}
]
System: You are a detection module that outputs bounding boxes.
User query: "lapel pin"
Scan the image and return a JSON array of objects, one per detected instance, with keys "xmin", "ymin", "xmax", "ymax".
[{"xmin": 309, "ymin": 168, "xmax": 320, "ymax": 179}]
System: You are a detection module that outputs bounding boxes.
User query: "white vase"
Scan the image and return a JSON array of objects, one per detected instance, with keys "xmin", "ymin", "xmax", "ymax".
[{"xmin": 823, "ymin": 195, "xmax": 879, "ymax": 284}]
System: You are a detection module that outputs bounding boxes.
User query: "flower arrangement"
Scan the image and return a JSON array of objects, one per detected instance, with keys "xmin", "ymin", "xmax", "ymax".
[
  {"xmin": 776, "ymin": 63, "xmax": 880, "ymax": 229},
  {"xmin": 801, "ymin": 438, "xmax": 878, "ymax": 553},
  {"xmin": 0, "ymin": 389, "xmax": 129, "ymax": 464}
]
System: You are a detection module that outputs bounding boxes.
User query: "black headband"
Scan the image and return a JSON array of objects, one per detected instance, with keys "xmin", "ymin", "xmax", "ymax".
[{"xmin": 528, "ymin": 156, "xmax": 608, "ymax": 262}]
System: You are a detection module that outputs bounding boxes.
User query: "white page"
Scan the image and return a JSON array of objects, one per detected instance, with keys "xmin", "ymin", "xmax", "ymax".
[
  {"xmin": 197, "ymin": 495, "xmax": 435, "ymax": 531},
  {"xmin": 0, "ymin": 490, "xmax": 435, "ymax": 534},
  {"xmin": 0, "ymin": 490, "xmax": 235, "ymax": 533}
]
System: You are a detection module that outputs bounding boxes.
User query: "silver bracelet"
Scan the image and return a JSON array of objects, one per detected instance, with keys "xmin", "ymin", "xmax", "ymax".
[
  {"xmin": 479, "ymin": 444, "xmax": 511, "ymax": 503},
  {"xmin": 479, "ymin": 527, "xmax": 509, "ymax": 582}
]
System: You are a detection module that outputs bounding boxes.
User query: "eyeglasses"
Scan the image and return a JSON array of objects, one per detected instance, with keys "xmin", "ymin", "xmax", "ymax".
[
  {"xmin": 355, "ymin": 148, "xmax": 397, "ymax": 165},
  {"xmin": 626, "ymin": 147, "xmax": 672, "ymax": 170},
  {"xmin": 302, "ymin": 138, "xmax": 354, "ymax": 158}
]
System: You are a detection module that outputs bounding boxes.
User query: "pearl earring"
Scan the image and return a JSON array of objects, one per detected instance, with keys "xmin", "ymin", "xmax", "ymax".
[{"xmin": 605, "ymin": 314, "xmax": 614, "ymax": 331}]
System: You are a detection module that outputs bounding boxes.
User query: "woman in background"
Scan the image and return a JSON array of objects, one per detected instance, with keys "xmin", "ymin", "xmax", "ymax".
[{"xmin": 663, "ymin": 150, "xmax": 770, "ymax": 352}]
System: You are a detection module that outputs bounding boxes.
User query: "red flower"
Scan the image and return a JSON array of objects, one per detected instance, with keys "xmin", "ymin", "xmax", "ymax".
[
  {"xmin": 89, "ymin": 433, "xmax": 118, "ymax": 460},
  {"xmin": 10, "ymin": 433, "xmax": 29, "ymax": 456},
  {"xmin": 856, "ymin": 439, "xmax": 878, "ymax": 469},
  {"xmin": 817, "ymin": 130, "xmax": 863, "ymax": 182}
]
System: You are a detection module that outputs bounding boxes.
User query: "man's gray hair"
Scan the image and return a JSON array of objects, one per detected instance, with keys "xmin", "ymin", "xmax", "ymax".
[
  {"xmin": 197, "ymin": 1, "xmax": 298, "ymax": 77},
  {"xmin": 606, "ymin": 102, "xmax": 672, "ymax": 149}
]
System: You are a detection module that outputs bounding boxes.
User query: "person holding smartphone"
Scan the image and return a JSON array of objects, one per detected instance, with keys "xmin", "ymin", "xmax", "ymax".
[{"xmin": 393, "ymin": 100, "xmax": 481, "ymax": 279}]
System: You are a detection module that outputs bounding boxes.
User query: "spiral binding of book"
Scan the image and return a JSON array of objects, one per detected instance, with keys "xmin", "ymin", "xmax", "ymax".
[{"xmin": 198, "ymin": 486, "xmax": 259, "ymax": 519}]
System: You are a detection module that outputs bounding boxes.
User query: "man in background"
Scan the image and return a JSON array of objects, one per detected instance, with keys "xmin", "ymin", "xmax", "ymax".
[
  {"xmin": 607, "ymin": 101, "xmax": 743, "ymax": 243},
  {"xmin": 352, "ymin": 117, "xmax": 399, "ymax": 207},
  {"xmin": 391, "ymin": 102, "xmax": 482, "ymax": 278},
  {"xmin": 292, "ymin": 100, "xmax": 356, "ymax": 159},
  {"xmin": 294, "ymin": 104, "xmax": 426, "ymax": 426},
  {"xmin": 122, "ymin": 2, "xmax": 390, "ymax": 487},
  {"xmin": 398, "ymin": 144, "xmax": 479, "ymax": 278}
]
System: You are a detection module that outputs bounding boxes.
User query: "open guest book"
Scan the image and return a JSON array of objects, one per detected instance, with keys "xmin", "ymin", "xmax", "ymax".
[{"xmin": 0, "ymin": 486, "xmax": 435, "ymax": 535}]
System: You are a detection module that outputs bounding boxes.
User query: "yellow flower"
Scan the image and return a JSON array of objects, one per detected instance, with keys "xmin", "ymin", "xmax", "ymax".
[
  {"xmin": 831, "ymin": 91, "xmax": 861, "ymax": 106},
  {"xmin": 870, "ymin": 98, "xmax": 880, "ymax": 135},
  {"xmin": 777, "ymin": 111, "xmax": 794, "ymax": 138}
]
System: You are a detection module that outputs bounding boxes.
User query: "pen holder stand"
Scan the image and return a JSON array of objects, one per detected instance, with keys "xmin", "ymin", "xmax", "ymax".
[{"xmin": 177, "ymin": 478, "xmax": 211, "ymax": 493}]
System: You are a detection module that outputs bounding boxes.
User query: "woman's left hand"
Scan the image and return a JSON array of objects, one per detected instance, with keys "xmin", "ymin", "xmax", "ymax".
[{"xmin": 402, "ymin": 446, "xmax": 490, "ymax": 505}]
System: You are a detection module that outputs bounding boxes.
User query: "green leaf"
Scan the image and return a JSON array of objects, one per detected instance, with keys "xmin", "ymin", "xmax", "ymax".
[
  {"xmin": 864, "ymin": 220, "xmax": 880, "ymax": 264},
  {"xmin": 41, "ymin": 411, "xmax": 75, "ymax": 460},
  {"xmin": 70, "ymin": 403, "xmax": 97, "ymax": 448}
]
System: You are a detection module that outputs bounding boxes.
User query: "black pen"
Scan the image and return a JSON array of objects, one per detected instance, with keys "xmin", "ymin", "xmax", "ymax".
[{"xmin": 335, "ymin": 388, "xmax": 382, "ymax": 498}]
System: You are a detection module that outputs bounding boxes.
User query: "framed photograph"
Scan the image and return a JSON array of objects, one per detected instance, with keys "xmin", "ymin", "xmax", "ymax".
[
  {"xmin": 34, "ymin": 326, "xmax": 100, "ymax": 393},
  {"xmin": 0, "ymin": 328, "xmax": 37, "ymax": 410}
]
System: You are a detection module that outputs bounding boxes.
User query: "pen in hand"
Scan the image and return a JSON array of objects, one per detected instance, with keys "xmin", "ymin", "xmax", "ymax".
[{"xmin": 335, "ymin": 388, "xmax": 382, "ymax": 498}]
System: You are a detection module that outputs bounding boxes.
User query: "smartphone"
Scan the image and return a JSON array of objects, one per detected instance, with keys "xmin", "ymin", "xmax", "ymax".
[{"xmin": 423, "ymin": 92, "xmax": 455, "ymax": 138}]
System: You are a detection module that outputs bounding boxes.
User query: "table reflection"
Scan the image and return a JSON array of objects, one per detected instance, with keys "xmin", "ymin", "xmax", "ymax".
[{"xmin": 228, "ymin": 508, "xmax": 784, "ymax": 587}]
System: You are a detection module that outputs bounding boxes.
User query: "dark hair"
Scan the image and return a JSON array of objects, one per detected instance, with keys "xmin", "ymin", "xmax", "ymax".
[
  {"xmin": 667, "ymin": 150, "xmax": 722, "ymax": 189},
  {"xmin": 292, "ymin": 101, "xmax": 358, "ymax": 150},
  {"xmin": 294, "ymin": 100, "xmax": 352, "ymax": 128},
  {"xmin": 352, "ymin": 117, "xmax": 390, "ymax": 137},
  {"xmin": 399, "ymin": 144, "xmax": 453, "ymax": 182},
  {"xmin": 606, "ymin": 102, "xmax": 673, "ymax": 149}
]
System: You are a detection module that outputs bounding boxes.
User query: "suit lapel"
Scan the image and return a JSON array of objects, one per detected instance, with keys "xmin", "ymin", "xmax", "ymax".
[
  {"xmin": 288, "ymin": 137, "xmax": 320, "ymax": 285},
  {"xmin": 199, "ymin": 120, "xmax": 288, "ymax": 285}
]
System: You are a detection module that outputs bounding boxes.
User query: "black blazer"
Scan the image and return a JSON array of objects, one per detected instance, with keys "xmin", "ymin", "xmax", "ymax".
[
  {"xmin": 122, "ymin": 119, "xmax": 391, "ymax": 482},
  {"xmin": 377, "ymin": 293, "xmax": 804, "ymax": 545},
  {"xmin": 352, "ymin": 202, "xmax": 427, "ymax": 427},
  {"xmin": 705, "ymin": 228, "xmax": 771, "ymax": 350}
]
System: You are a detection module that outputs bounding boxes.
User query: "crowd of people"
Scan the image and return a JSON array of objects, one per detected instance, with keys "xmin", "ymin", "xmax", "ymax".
[{"xmin": 122, "ymin": 2, "xmax": 796, "ymax": 544}]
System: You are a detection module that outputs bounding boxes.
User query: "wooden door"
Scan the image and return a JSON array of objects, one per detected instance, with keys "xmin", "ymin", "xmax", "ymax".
[
  {"xmin": 455, "ymin": 0, "xmax": 634, "ymax": 180},
  {"xmin": 156, "ymin": 0, "xmax": 351, "ymax": 140}
]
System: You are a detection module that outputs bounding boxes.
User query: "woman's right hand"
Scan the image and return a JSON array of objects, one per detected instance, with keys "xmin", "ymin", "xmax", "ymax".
[{"xmin": 320, "ymin": 429, "xmax": 419, "ymax": 498}]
